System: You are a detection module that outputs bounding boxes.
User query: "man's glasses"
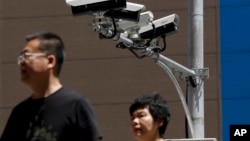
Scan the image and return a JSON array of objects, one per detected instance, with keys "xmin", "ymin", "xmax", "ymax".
[{"xmin": 17, "ymin": 52, "xmax": 47, "ymax": 65}]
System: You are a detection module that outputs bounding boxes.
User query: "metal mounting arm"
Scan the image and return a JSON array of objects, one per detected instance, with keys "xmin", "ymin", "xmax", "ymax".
[{"xmin": 143, "ymin": 47, "xmax": 209, "ymax": 138}]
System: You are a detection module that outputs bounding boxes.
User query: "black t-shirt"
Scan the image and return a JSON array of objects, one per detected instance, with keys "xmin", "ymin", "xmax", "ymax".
[{"xmin": 0, "ymin": 87, "xmax": 102, "ymax": 141}]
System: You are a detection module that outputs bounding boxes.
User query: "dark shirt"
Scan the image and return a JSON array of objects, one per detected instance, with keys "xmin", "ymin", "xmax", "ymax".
[{"xmin": 0, "ymin": 87, "xmax": 102, "ymax": 141}]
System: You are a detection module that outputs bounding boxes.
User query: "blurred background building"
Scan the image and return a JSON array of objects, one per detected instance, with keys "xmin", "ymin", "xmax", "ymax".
[{"xmin": 0, "ymin": 0, "xmax": 249, "ymax": 141}]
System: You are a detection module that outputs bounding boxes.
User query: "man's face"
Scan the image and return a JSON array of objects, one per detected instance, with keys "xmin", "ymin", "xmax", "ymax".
[
  {"xmin": 18, "ymin": 39, "xmax": 49, "ymax": 84},
  {"xmin": 130, "ymin": 107, "xmax": 161, "ymax": 141}
]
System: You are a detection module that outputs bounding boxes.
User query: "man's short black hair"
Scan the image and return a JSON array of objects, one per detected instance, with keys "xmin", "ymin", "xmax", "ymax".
[
  {"xmin": 129, "ymin": 92, "xmax": 170, "ymax": 137},
  {"xmin": 25, "ymin": 31, "xmax": 65, "ymax": 76}
]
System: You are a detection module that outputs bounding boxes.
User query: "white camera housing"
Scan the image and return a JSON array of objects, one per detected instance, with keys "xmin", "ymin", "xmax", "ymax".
[
  {"xmin": 123, "ymin": 2, "xmax": 145, "ymax": 12},
  {"xmin": 66, "ymin": 0, "xmax": 108, "ymax": 6},
  {"xmin": 139, "ymin": 14, "xmax": 179, "ymax": 39},
  {"xmin": 117, "ymin": 11, "xmax": 154, "ymax": 31},
  {"xmin": 67, "ymin": 0, "xmax": 127, "ymax": 16},
  {"xmin": 104, "ymin": 2, "xmax": 145, "ymax": 21}
]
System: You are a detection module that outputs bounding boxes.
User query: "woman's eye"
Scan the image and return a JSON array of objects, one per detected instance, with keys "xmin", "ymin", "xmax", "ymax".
[{"xmin": 138, "ymin": 114, "xmax": 145, "ymax": 118}]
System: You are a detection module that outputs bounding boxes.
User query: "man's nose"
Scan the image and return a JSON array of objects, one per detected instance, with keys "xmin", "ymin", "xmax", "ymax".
[{"xmin": 17, "ymin": 56, "xmax": 25, "ymax": 65}]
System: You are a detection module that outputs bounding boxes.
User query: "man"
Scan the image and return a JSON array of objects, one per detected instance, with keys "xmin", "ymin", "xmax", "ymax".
[
  {"xmin": 129, "ymin": 93, "xmax": 170, "ymax": 141},
  {"xmin": 0, "ymin": 31, "xmax": 102, "ymax": 141}
]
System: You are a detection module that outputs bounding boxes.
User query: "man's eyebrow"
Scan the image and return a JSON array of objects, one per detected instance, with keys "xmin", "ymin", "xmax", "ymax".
[{"xmin": 19, "ymin": 50, "xmax": 28, "ymax": 54}]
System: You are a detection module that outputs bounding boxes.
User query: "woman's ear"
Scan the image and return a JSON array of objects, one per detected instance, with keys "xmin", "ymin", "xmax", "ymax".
[{"xmin": 157, "ymin": 119, "xmax": 164, "ymax": 127}]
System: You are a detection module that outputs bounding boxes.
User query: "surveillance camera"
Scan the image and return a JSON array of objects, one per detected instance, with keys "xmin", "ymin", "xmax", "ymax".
[
  {"xmin": 104, "ymin": 2, "xmax": 145, "ymax": 21},
  {"xmin": 66, "ymin": 0, "xmax": 108, "ymax": 6},
  {"xmin": 116, "ymin": 11, "xmax": 154, "ymax": 31},
  {"xmin": 139, "ymin": 14, "xmax": 179, "ymax": 39},
  {"xmin": 66, "ymin": 0, "xmax": 127, "ymax": 16}
]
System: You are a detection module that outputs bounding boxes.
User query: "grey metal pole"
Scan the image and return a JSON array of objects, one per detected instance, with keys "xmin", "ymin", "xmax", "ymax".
[{"xmin": 187, "ymin": 0, "xmax": 204, "ymax": 138}]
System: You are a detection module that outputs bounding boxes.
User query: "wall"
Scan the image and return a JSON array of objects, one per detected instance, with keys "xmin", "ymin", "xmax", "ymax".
[{"xmin": 0, "ymin": 0, "xmax": 221, "ymax": 140}]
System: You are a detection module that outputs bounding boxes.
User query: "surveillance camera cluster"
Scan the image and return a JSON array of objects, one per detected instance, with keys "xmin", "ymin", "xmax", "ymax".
[{"xmin": 66, "ymin": 0, "xmax": 179, "ymax": 58}]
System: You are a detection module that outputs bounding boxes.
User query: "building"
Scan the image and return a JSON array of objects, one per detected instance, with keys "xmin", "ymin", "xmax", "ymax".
[{"xmin": 1, "ymin": 0, "xmax": 248, "ymax": 141}]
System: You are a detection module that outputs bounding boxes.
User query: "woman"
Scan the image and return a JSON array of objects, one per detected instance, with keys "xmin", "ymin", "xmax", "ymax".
[{"xmin": 129, "ymin": 93, "xmax": 171, "ymax": 141}]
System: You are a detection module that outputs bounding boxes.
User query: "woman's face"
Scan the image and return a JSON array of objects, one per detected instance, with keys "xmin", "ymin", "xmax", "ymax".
[{"xmin": 130, "ymin": 107, "xmax": 162, "ymax": 141}]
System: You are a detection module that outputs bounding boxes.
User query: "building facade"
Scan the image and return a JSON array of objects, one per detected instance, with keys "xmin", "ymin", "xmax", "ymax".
[{"xmin": 0, "ymin": 0, "xmax": 227, "ymax": 140}]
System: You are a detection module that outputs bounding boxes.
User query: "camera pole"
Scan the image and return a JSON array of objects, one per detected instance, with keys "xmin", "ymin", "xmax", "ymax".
[
  {"xmin": 187, "ymin": 0, "xmax": 204, "ymax": 138},
  {"xmin": 144, "ymin": 47, "xmax": 208, "ymax": 138}
]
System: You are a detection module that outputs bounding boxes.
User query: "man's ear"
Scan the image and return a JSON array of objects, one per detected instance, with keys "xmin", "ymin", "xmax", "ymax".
[{"xmin": 47, "ymin": 55, "xmax": 56, "ymax": 69}]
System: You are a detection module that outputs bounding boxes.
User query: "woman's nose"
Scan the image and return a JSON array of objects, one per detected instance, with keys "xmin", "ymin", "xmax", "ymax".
[{"xmin": 131, "ymin": 117, "xmax": 139, "ymax": 125}]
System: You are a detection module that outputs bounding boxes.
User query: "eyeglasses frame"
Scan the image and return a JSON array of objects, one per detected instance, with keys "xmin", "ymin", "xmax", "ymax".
[{"xmin": 17, "ymin": 52, "xmax": 47, "ymax": 65}]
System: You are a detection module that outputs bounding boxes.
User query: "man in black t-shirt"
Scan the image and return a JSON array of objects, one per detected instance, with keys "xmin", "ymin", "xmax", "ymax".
[{"xmin": 0, "ymin": 31, "xmax": 102, "ymax": 141}]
